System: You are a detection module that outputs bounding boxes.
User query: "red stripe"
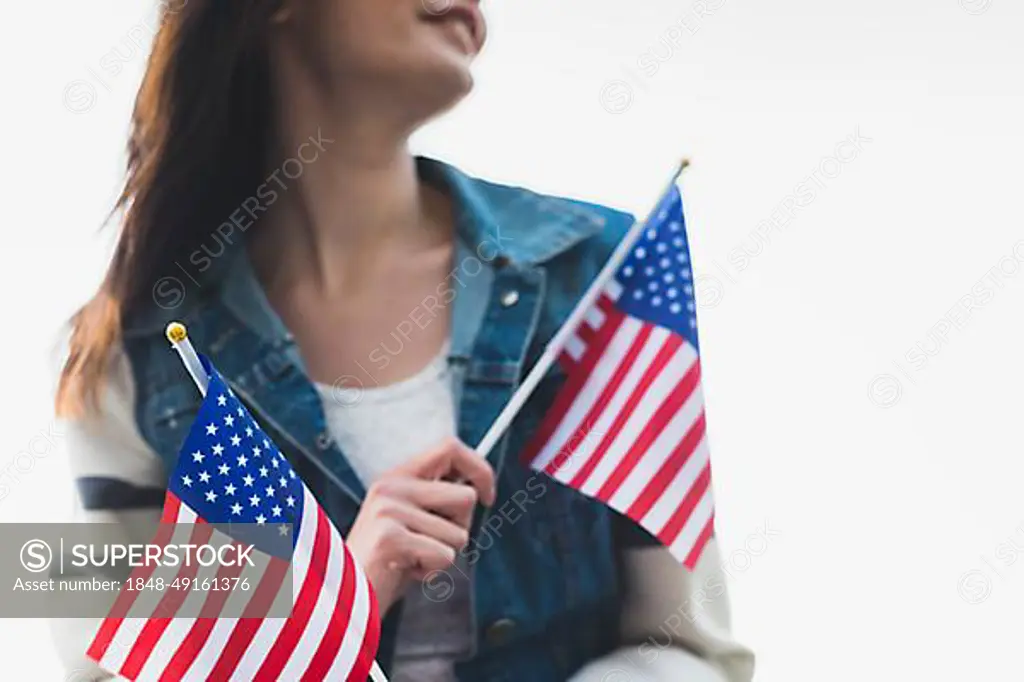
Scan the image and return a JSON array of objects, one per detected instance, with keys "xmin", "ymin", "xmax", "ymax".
[
  {"xmin": 118, "ymin": 521, "xmax": 215, "ymax": 679},
  {"xmin": 593, "ymin": 353, "xmax": 699, "ymax": 500},
  {"xmin": 251, "ymin": 506, "xmax": 333, "ymax": 682},
  {"xmin": 627, "ymin": 411, "xmax": 707, "ymax": 521},
  {"xmin": 565, "ymin": 335, "xmax": 683, "ymax": 491},
  {"xmin": 547, "ymin": 325, "xmax": 653, "ymax": 478},
  {"xmin": 348, "ymin": 573, "xmax": 381, "ymax": 682},
  {"xmin": 300, "ymin": 536, "xmax": 358, "ymax": 681},
  {"xmin": 576, "ymin": 324, "xmax": 597, "ymax": 347},
  {"xmin": 520, "ymin": 306, "xmax": 626, "ymax": 468},
  {"xmin": 87, "ymin": 492, "xmax": 181, "ymax": 662},
  {"xmin": 683, "ymin": 514, "xmax": 716, "ymax": 570},
  {"xmin": 156, "ymin": 542, "xmax": 249, "ymax": 682},
  {"xmin": 204, "ymin": 558, "xmax": 290, "ymax": 680},
  {"xmin": 657, "ymin": 462, "xmax": 712, "ymax": 549}
]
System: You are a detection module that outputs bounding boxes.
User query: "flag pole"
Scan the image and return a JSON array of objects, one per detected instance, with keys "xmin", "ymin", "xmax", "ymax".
[
  {"xmin": 165, "ymin": 322, "xmax": 210, "ymax": 397},
  {"xmin": 474, "ymin": 158, "xmax": 690, "ymax": 459},
  {"xmin": 163, "ymin": 322, "xmax": 392, "ymax": 682}
]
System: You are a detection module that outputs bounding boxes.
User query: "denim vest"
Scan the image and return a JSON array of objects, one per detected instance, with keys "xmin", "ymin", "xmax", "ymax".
[{"xmin": 121, "ymin": 158, "xmax": 652, "ymax": 681}]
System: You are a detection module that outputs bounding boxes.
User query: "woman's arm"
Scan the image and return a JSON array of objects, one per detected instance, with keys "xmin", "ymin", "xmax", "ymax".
[
  {"xmin": 572, "ymin": 540, "xmax": 755, "ymax": 682},
  {"xmin": 50, "ymin": 350, "xmax": 166, "ymax": 681}
]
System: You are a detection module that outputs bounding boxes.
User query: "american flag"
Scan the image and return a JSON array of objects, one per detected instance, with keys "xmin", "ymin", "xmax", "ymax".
[
  {"xmin": 87, "ymin": 358, "xmax": 381, "ymax": 681},
  {"xmin": 521, "ymin": 186, "xmax": 715, "ymax": 569}
]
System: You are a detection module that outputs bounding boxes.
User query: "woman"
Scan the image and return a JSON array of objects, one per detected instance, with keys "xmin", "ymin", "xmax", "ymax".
[{"xmin": 54, "ymin": 1, "xmax": 754, "ymax": 680}]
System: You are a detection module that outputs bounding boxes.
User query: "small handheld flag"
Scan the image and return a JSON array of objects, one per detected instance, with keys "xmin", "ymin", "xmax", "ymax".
[
  {"xmin": 86, "ymin": 324, "xmax": 385, "ymax": 682},
  {"xmin": 518, "ymin": 178, "xmax": 716, "ymax": 569}
]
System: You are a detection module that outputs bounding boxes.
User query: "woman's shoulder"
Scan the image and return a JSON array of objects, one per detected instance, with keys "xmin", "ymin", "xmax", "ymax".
[{"xmin": 449, "ymin": 166, "xmax": 636, "ymax": 273}]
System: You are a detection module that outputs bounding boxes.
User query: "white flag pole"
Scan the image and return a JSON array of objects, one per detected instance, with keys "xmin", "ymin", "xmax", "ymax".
[
  {"xmin": 474, "ymin": 159, "xmax": 690, "ymax": 459},
  {"xmin": 163, "ymin": 322, "xmax": 392, "ymax": 682}
]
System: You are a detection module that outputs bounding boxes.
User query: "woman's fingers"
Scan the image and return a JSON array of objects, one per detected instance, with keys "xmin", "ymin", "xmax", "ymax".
[
  {"xmin": 374, "ymin": 477, "xmax": 478, "ymax": 527},
  {"xmin": 383, "ymin": 498, "xmax": 471, "ymax": 550},
  {"xmin": 400, "ymin": 437, "xmax": 496, "ymax": 507}
]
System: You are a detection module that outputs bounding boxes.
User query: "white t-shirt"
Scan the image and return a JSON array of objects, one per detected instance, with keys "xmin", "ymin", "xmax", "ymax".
[{"xmin": 315, "ymin": 344, "xmax": 472, "ymax": 682}]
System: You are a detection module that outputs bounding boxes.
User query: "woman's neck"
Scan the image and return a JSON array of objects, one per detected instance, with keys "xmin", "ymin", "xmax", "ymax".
[{"xmin": 250, "ymin": 44, "xmax": 453, "ymax": 300}]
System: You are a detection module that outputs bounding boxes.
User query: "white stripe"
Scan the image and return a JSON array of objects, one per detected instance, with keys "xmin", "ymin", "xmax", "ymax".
[
  {"xmin": 549, "ymin": 327, "xmax": 671, "ymax": 485},
  {"xmin": 639, "ymin": 435, "xmax": 711, "ymax": 534},
  {"xmin": 322, "ymin": 553, "xmax": 373, "ymax": 679},
  {"xmin": 584, "ymin": 306, "xmax": 606, "ymax": 330},
  {"xmin": 98, "ymin": 509, "xmax": 199, "ymax": 675},
  {"xmin": 579, "ymin": 343, "xmax": 698, "ymax": 497},
  {"xmin": 668, "ymin": 487, "xmax": 715, "ymax": 562},
  {"xmin": 228, "ymin": 487, "xmax": 319, "ymax": 679},
  {"xmin": 529, "ymin": 319, "xmax": 644, "ymax": 472},
  {"xmin": 276, "ymin": 515, "xmax": 347, "ymax": 679},
  {"xmin": 132, "ymin": 553, "xmax": 225, "ymax": 682},
  {"xmin": 564, "ymin": 335, "xmax": 586, "ymax": 362},
  {"xmin": 607, "ymin": 386, "xmax": 704, "ymax": 512}
]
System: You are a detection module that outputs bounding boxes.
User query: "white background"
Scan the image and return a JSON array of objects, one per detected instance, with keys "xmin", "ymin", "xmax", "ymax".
[{"xmin": 2, "ymin": 0, "xmax": 1023, "ymax": 679}]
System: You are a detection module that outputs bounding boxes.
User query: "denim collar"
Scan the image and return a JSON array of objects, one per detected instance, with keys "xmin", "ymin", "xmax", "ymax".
[{"xmin": 124, "ymin": 157, "xmax": 607, "ymax": 339}]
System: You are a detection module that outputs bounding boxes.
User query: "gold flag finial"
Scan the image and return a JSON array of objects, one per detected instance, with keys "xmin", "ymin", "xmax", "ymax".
[{"xmin": 165, "ymin": 322, "xmax": 188, "ymax": 344}]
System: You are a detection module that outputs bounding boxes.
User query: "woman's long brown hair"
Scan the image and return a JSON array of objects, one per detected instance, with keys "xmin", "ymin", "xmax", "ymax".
[{"xmin": 56, "ymin": 1, "xmax": 281, "ymax": 417}]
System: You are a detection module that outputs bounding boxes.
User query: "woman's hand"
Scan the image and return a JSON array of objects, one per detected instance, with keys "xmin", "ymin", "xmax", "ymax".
[{"xmin": 346, "ymin": 437, "xmax": 496, "ymax": 614}]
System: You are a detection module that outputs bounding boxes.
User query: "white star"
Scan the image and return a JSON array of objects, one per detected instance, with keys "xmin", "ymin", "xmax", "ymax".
[
  {"xmin": 278, "ymin": 477, "xmax": 287, "ymax": 487},
  {"xmin": 660, "ymin": 257, "xmax": 671, "ymax": 268},
  {"xmin": 286, "ymin": 496, "xmax": 296, "ymax": 507},
  {"xmin": 664, "ymin": 273, "xmax": 675, "ymax": 284},
  {"xmin": 656, "ymin": 242, "xmax": 667, "ymax": 253},
  {"xmin": 689, "ymin": 318, "xmax": 697, "ymax": 328},
  {"xmin": 263, "ymin": 438, "xmax": 270, "ymax": 449},
  {"xmin": 205, "ymin": 424, "xmax": 218, "ymax": 436},
  {"xmin": 669, "ymin": 221, "xmax": 681, "ymax": 232},
  {"xmin": 670, "ymin": 303, "xmax": 682, "ymax": 314},
  {"xmin": 645, "ymin": 228, "xmax": 657, "ymax": 240},
  {"xmin": 687, "ymin": 302, "xmax": 695, "ymax": 312},
  {"xmin": 192, "ymin": 451, "xmax": 204, "ymax": 463},
  {"xmin": 635, "ymin": 247, "xmax": 647, "ymax": 259},
  {"xmin": 271, "ymin": 458, "xmax": 279, "ymax": 469},
  {"xmin": 249, "ymin": 495, "xmax": 261, "ymax": 507},
  {"xmin": 230, "ymin": 435, "xmax": 242, "ymax": 447},
  {"xmin": 205, "ymin": 490, "xmax": 217, "ymax": 502},
  {"xmin": 217, "ymin": 395, "xmax": 227, "ymax": 406},
  {"xmin": 652, "ymin": 296, "xmax": 662, "ymax": 306},
  {"xmin": 676, "ymin": 253, "xmax": 687, "ymax": 263},
  {"xmin": 648, "ymin": 282, "xmax": 659, "ymax": 292},
  {"xmin": 243, "ymin": 474, "xmax": 255, "ymax": 487},
  {"xmin": 181, "ymin": 475, "xmax": 193, "ymax": 487},
  {"xmin": 622, "ymin": 266, "xmax": 634, "ymax": 277},
  {"xmin": 224, "ymin": 483, "xmax": 237, "ymax": 496},
  {"xmin": 681, "ymin": 270, "xmax": 691, "ymax": 280},
  {"xmin": 218, "ymin": 463, "xmax": 230, "ymax": 476},
  {"xmin": 246, "ymin": 426, "xmax": 255, "ymax": 438},
  {"xmin": 236, "ymin": 406, "xmax": 244, "ymax": 417},
  {"xmin": 633, "ymin": 290, "xmax": 644, "ymax": 300},
  {"xmin": 278, "ymin": 524, "xmax": 290, "ymax": 537},
  {"xmin": 224, "ymin": 415, "xmax": 235, "ymax": 427},
  {"xmin": 198, "ymin": 471, "xmax": 211, "ymax": 483},
  {"xmin": 259, "ymin": 466, "xmax": 269, "ymax": 478},
  {"xmin": 231, "ymin": 503, "xmax": 243, "ymax": 515},
  {"xmin": 271, "ymin": 506, "xmax": 282, "ymax": 517},
  {"xmin": 252, "ymin": 446, "xmax": 261, "ymax": 458},
  {"xmin": 644, "ymin": 266, "xmax": 655, "ymax": 276},
  {"xmin": 237, "ymin": 454, "xmax": 249, "ymax": 467},
  {"xmin": 684, "ymin": 285, "xmax": 693, "ymax": 295},
  {"xmin": 255, "ymin": 515, "xmax": 266, "ymax": 525},
  {"xmin": 673, "ymin": 237, "xmax": 684, "ymax": 247},
  {"xmin": 265, "ymin": 485, "xmax": 275, "ymax": 497},
  {"xmin": 289, "ymin": 471, "xmax": 296, "ymax": 480},
  {"xmin": 667, "ymin": 288, "xmax": 678, "ymax": 299},
  {"xmin": 212, "ymin": 444, "xmax": 224, "ymax": 456}
]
